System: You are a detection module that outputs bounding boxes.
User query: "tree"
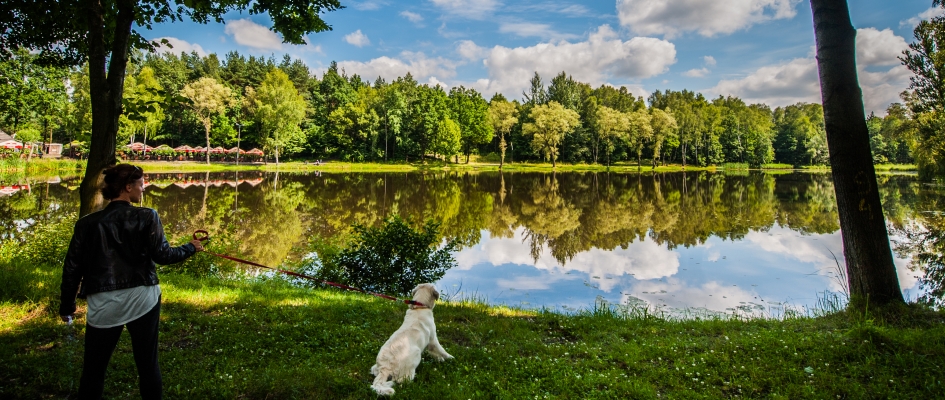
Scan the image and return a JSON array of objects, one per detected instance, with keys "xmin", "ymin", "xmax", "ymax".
[
  {"xmin": 594, "ymin": 105, "xmax": 628, "ymax": 166},
  {"xmin": 522, "ymin": 101, "xmax": 580, "ymax": 167},
  {"xmin": 0, "ymin": 0, "xmax": 342, "ymax": 215},
  {"xmin": 900, "ymin": 1, "xmax": 945, "ymax": 178},
  {"xmin": 523, "ymin": 71, "xmax": 547, "ymax": 106},
  {"xmin": 649, "ymin": 108, "xmax": 678, "ymax": 168},
  {"xmin": 128, "ymin": 66, "xmax": 165, "ymax": 154},
  {"xmin": 253, "ymin": 69, "xmax": 307, "ymax": 165},
  {"xmin": 488, "ymin": 98, "xmax": 519, "ymax": 169},
  {"xmin": 375, "ymin": 82, "xmax": 405, "ymax": 161},
  {"xmin": 431, "ymin": 118, "xmax": 461, "ymax": 161},
  {"xmin": 328, "ymin": 86, "xmax": 381, "ymax": 161},
  {"xmin": 449, "ymin": 86, "xmax": 493, "ymax": 163},
  {"xmin": 627, "ymin": 110, "xmax": 653, "ymax": 167},
  {"xmin": 181, "ymin": 77, "xmax": 235, "ymax": 164},
  {"xmin": 0, "ymin": 48, "xmax": 68, "ymax": 142},
  {"xmin": 811, "ymin": 0, "xmax": 904, "ymax": 305}
]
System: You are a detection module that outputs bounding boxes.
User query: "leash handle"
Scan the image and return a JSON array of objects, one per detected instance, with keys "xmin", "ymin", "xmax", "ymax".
[{"xmin": 193, "ymin": 230, "xmax": 209, "ymax": 242}]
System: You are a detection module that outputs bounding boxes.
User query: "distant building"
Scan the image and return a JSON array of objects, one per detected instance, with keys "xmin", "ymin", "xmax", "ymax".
[
  {"xmin": 0, "ymin": 130, "xmax": 23, "ymax": 150},
  {"xmin": 44, "ymin": 143, "xmax": 63, "ymax": 158}
]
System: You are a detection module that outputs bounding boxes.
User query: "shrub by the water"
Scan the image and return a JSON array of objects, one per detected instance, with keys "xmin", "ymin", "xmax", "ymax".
[{"xmin": 308, "ymin": 215, "xmax": 457, "ymax": 296}]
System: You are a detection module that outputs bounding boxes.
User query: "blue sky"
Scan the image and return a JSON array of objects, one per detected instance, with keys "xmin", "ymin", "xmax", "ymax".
[{"xmin": 146, "ymin": 0, "xmax": 937, "ymax": 114}]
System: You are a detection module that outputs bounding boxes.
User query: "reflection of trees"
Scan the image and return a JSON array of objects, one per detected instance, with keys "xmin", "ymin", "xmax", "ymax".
[
  {"xmin": 774, "ymin": 173, "xmax": 839, "ymax": 234},
  {"xmin": 487, "ymin": 173, "xmax": 517, "ymax": 239},
  {"xmin": 887, "ymin": 180, "xmax": 945, "ymax": 307},
  {"xmin": 23, "ymin": 170, "xmax": 879, "ymax": 271},
  {"xmin": 517, "ymin": 174, "xmax": 582, "ymax": 261}
]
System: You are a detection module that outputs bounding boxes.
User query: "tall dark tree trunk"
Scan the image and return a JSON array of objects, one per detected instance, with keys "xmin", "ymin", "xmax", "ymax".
[
  {"xmin": 811, "ymin": 0, "xmax": 903, "ymax": 305},
  {"xmin": 79, "ymin": 0, "xmax": 135, "ymax": 216}
]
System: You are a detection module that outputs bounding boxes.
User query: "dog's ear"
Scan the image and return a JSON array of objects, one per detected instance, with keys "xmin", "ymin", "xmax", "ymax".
[{"xmin": 433, "ymin": 288, "xmax": 440, "ymax": 301}]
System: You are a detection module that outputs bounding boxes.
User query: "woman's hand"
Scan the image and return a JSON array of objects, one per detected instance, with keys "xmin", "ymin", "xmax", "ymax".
[{"xmin": 190, "ymin": 239, "xmax": 205, "ymax": 252}]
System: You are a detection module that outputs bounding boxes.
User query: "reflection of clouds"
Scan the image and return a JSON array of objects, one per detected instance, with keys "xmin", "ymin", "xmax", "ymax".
[
  {"xmin": 746, "ymin": 227, "xmax": 919, "ymax": 291},
  {"xmin": 496, "ymin": 275, "xmax": 570, "ymax": 291},
  {"xmin": 707, "ymin": 250, "xmax": 721, "ymax": 262},
  {"xmin": 454, "ymin": 227, "xmax": 679, "ymax": 291},
  {"xmin": 625, "ymin": 279, "xmax": 761, "ymax": 314},
  {"xmin": 746, "ymin": 229, "xmax": 848, "ymax": 292}
]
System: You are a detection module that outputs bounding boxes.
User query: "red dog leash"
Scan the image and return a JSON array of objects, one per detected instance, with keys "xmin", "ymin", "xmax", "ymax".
[{"xmin": 192, "ymin": 230, "xmax": 426, "ymax": 308}]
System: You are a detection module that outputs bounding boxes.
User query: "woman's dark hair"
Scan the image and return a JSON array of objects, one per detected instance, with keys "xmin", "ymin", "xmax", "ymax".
[{"xmin": 101, "ymin": 164, "xmax": 144, "ymax": 200}]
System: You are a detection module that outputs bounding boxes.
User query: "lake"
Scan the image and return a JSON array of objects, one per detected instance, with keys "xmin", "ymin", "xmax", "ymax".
[{"xmin": 5, "ymin": 169, "xmax": 940, "ymax": 317}]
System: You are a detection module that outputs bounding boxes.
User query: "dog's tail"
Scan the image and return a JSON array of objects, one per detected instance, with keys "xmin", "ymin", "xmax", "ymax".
[{"xmin": 371, "ymin": 368, "xmax": 396, "ymax": 396}]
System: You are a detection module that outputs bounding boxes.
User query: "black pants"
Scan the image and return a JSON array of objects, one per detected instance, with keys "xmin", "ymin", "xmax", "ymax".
[{"xmin": 78, "ymin": 298, "xmax": 162, "ymax": 400}]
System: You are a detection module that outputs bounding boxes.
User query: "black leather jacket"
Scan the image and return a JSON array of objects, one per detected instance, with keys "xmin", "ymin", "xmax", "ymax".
[{"xmin": 59, "ymin": 201, "xmax": 196, "ymax": 316}]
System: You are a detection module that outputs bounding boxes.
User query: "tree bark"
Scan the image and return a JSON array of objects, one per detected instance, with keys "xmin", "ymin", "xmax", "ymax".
[
  {"xmin": 205, "ymin": 123, "xmax": 211, "ymax": 164},
  {"xmin": 79, "ymin": 0, "xmax": 135, "ymax": 216},
  {"xmin": 810, "ymin": 0, "xmax": 903, "ymax": 305},
  {"xmin": 499, "ymin": 135, "xmax": 506, "ymax": 169}
]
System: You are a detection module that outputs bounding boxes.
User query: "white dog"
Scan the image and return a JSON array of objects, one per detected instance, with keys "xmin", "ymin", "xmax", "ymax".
[{"xmin": 370, "ymin": 283, "xmax": 453, "ymax": 396}]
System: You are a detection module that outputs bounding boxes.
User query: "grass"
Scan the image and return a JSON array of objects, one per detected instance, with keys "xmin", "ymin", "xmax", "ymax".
[
  {"xmin": 874, "ymin": 164, "xmax": 918, "ymax": 172},
  {"xmin": 0, "ymin": 157, "xmax": 86, "ymax": 173},
  {"xmin": 2, "ymin": 218, "xmax": 945, "ymax": 399},
  {"xmin": 761, "ymin": 163, "xmax": 794, "ymax": 170}
]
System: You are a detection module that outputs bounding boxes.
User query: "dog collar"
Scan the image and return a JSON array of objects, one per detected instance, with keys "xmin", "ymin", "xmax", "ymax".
[{"xmin": 406, "ymin": 300, "xmax": 429, "ymax": 309}]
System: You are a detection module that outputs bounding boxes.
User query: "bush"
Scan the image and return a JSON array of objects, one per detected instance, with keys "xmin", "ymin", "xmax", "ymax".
[{"xmin": 308, "ymin": 215, "xmax": 457, "ymax": 296}]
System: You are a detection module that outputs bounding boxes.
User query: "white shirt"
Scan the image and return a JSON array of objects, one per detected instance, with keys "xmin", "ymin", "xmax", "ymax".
[{"xmin": 86, "ymin": 284, "xmax": 161, "ymax": 328}]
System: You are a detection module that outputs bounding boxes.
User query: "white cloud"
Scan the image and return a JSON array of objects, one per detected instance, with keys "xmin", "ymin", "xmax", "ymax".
[
  {"xmin": 334, "ymin": 51, "xmax": 459, "ymax": 83},
  {"xmin": 224, "ymin": 19, "xmax": 283, "ymax": 50},
  {"xmin": 705, "ymin": 28, "xmax": 912, "ymax": 114},
  {"xmin": 456, "ymin": 40, "xmax": 487, "ymax": 61},
  {"xmin": 151, "ymin": 37, "xmax": 207, "ymax": 57},
  {"xmin": 706, "ymin": 57, "xmax": 820, "ymax": 106},
  {"xmin": 499, "ymin": 22, "xmax": 579, "ymax": 40},
  {"xmin": 481, "ymin": 25, "xmax": 676, "ymax": 99},
  {"xmin": 859, "ymin": 65, "xmax": 912, "ymax": 115},
  {"xmin": 901, "ymin": 6, "xmax": 944, "ymax": 28},
  {"xmin": 400, "ymin": 10, "xmax": 424, "ymax": 23},
  {"xmin": 683, "ymin": 67, "xmax": 710, "ymax": 78},
  {"xmin": 351, "ymin": 0, "xmax": 387, "ymax": 10},
  {"xmin": 856, "ymin": 27, "xmax": 908, "ymax": 67},
  {"xmin": 704, "ymin": 55, "xmax": 717, "ymax": 66},
  {"xmin": 430, "ymin": 0, "xmax": 499, "ymax": 19},
  {"xmin": 344, "ymin": 30, "xmax": 371, "ymax": 47},
  {"xmin": 617, "ymin": 0, "xmax": 800, "ymax": 38}
]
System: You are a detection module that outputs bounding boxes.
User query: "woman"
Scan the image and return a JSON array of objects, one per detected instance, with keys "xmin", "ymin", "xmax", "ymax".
[{"xmin": 59, "ymin": 164, "xmax": 204, "ymax": 399}]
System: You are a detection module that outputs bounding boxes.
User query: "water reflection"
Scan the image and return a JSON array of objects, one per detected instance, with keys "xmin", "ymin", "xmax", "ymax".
[{"xmin": 4, "ymin": 170, "xmax": 941, "ymax": 314}]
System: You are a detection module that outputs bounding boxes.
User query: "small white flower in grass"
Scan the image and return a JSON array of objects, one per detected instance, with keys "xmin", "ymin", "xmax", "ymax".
[{"xmin": 804, "ymin": 366, "xmax": 814, "ymax": 374}]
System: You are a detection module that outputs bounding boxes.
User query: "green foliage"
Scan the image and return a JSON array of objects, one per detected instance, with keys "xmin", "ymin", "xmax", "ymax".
[
  {"xmin": 449, "ymin": 86, "xmax": 493, "ymax": 163},
  {"xmin": 253, "ymin": 70, "xmax": 307, "ymax": 163},
  {"xmin": 523, "ymin": 101, "xmax": 581, "ymax": 166},
  {"xmin": 312, "ymin": 215, "xmax": 457, "ymax": 296}
]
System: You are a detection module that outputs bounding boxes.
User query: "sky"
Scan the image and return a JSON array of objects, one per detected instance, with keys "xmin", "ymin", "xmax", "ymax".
[{"xmin": 145, "ymin": 0, "xmax": 939, "ymax": 115}]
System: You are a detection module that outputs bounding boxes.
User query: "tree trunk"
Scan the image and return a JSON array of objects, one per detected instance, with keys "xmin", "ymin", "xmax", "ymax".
[
  {"xmin": 499, "ymin": 134, "xmax": 506, "ymax": 169},
  {"xmin": 810, "ymin": 0, "xmax": 903, "ymax": 306},
  {"xmin": 79, "ymin": 0, "xmax": 135, "ymax": 217},
  {"xmin": 205, "ymin": 123, "xmax": 211, "ymax": 164}
]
